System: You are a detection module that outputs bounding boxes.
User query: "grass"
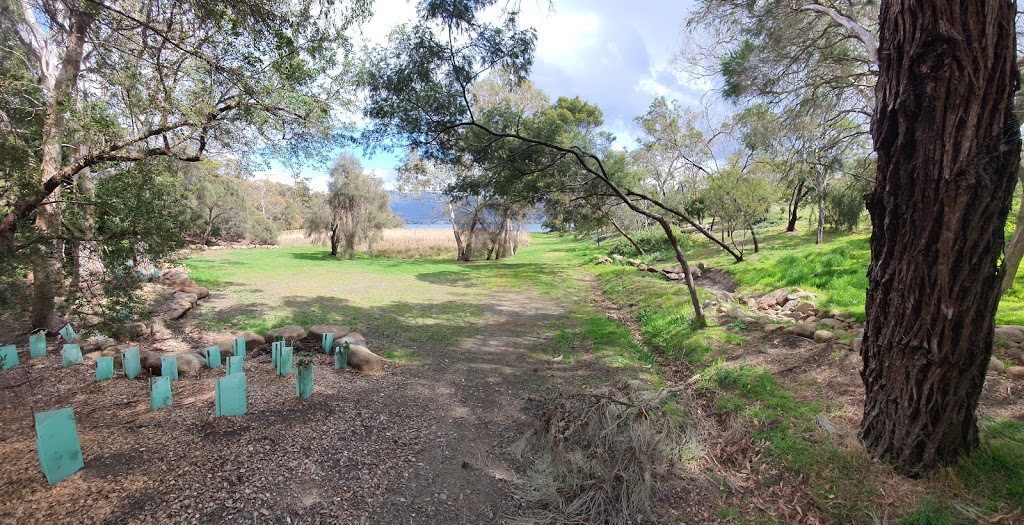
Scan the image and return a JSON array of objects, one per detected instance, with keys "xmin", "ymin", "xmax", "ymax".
[
  {"xmin": 276, "ymin": 227, "xmax": 532, "ymax": 260},
  {"xmin": 589, "ymin": 223, "xmax": 1024, "ymax": 522}
]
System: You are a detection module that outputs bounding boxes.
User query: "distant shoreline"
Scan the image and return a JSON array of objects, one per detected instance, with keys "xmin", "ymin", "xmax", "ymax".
[{"xmin": 402, "ymin": 222, "xmax": 546, "ymax": 233}]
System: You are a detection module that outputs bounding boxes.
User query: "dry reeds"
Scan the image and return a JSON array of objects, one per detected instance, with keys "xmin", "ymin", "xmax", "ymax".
[
  {"xmin": 511, "ymin": 382, "xmax": 706, "ymax": 525},
  {"xmin": 279, "ymin": 228, "xmax": 532, "ymax": 259}
]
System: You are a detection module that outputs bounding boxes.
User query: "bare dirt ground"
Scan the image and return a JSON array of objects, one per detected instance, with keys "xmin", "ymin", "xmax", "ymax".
[{"xmin": 0, "ymin": 284, "xmax": 649, "ymax": 524}]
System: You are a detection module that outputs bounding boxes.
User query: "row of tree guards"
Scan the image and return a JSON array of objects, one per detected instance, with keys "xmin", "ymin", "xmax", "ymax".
[{"xmin": 6, "ymin": 329, "xmax": 352, "ymax": 486}]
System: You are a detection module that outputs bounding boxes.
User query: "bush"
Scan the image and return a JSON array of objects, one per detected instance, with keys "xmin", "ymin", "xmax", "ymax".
[
  {"xmin": 825, "ymin": 179, "xmax": 868, "ymax": 231},
  {"xmin": 247, "ymin": 214, "xmax": 279, "ymax": 245}
]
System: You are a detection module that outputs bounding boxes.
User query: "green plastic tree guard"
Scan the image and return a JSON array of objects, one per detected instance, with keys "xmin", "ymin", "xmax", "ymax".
[
  {"xmin": 59, "ymin": 324, "xmax": 77, "ymax": 342},
  {"xmin": 95, "ymin": 356, "xmax": 114, "ymax": 381},
  {"xmin": 277, "ymin": 347, "xmax": 293, "ymax": 376},
  {"xmin": 161, "ymin": 356, "xmax": 179, "ymax": 381},
  {"xmin": 1, "ymin": 345, "xmax": 19, "ymax": 371},
  {"xmin": 226, "ymin": 355, "xmax": 244, "ymax": 375},
  {"xmin": 271, "ymin": 340, "xmax": 284, "ymax": 368},
  {"xmin": 233, "ymin": 338, "xmax": 246, "ymax": 358},
  {"xmin": 29, "ymin": 331, "xmax": 46, "ymax": 358},
  {"xmin": 322, "ymin": 332, "xmax": 334, "ymax": 354},
  {"xmin": 296, "ymin": 363, "xmax": 313, "ymax": 399},
  {"xmin": 334, "ymin": 342, "xmax": 348, "ymax": 370},
  {"xmin": 34, "ymin": 407, "xmax": 84, "ymax": 485},
  {"xmin": 61, "ymin": 344, "xmax": 83, "ymax": 368},
  {"xmin": 121, "ymin": 347, "xmax": 141, "ymax": 379},
  {"xmin": 215, "ymin": 373, "xmax": 247, "ymax": 417},
  {"xmin": 205, "ymin": 346, "xmax": 222, "ymax": 368},
  {"xmin": 150, "ymin": 376, "xmax": 172, "ymax": 410}
]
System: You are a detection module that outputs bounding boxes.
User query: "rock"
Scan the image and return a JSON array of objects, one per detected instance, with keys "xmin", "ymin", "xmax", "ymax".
[
  {"xmin": 764, "ymin": 324, "xmax": 785, "ymax": 333},
  {"xmin": 727, "ymin": 307, "xmax": 748, "ymax": 321},
  {"xmin": 161, "ymin": 269, "xmax": 189, "ymax": 283},
  {"xmin": 793, "ymin": 302, "xmax": 819, "ymax": 316},
  {"xmin": 785, "ymin": 311, "xmax": 805, "ymax": 322},
  {"xmin": 784, "ymin": 323, "xmax": 816, "ymax": 339},
  {"xmin": 596, "ymin": 256, "xmax": 613, "ymax": 265},
  {"xmin": 82, "ymin": 335, "xmax": 116, "ymax": 353},
  {"xmin": 83, "ymin": 315, "xmax": 103, "ymax": 327},
  {"xmin": 765, "ymin": 288, "xmax": 791, "ymax": 306},
  {"xmin": 126, "ymin": 322, "xmax": 150, "ymax": 339},
  {"xmin": 338, "ymin": 332, "xmax": 366, "ymax": 346},
  {"xmin": 1006, "ymin": 366, "xmax": 1024, "ymax": 378},
  {"xmin": 990, "ymin": 357, "xmax": 1005, "ymax": 372},
  {"xmin": 628, "ymin": 259, "xmax": 641, "ymax": 266},
  {"xmin": 994, "ymin": 326, "xmax": 1024, "ymax": 343},
  {"xmin": 828, "ymin": 310, "xmax": 841, "ymax": 319},
  {"xmin": 265, "ymin": 325, "xmax": 307, "ymax": 344},
  {"xmin": 338, "ymin": 343, "xmax": 384, "ymax": 373},
  {"xmin": 637, "ymin": 263, "xmax": 649, "ymax": 271},
  {"xmin": 813, "ymin": 330, "xmax": 836, "ymax": 343},
  {"xmin": 216, "ymin": 331, "xmax": 266, "ymax": 353},
  {"xmin": 612, "ymin": 255, "xmax": 625, "ymax": 263},
  {"xmin": 852, "ymin": 338, "xmax": 863, "ymax": 353},
  {"xmin": 141, "ymin": 350, "xmax": 206, "ymax": 376},
  {"xmin": 745, "ymin": 298, "xmax": 758, "ymax": 309},
  {"xmin": 178, "ymin": 285, "xmax": 210, "ymax": 299},
  {"xmin": 666, "ymin": 273, "xmax": 682, "ymax": 281},
  {"xmin": 757, "ymin": 296, "xmax": 778, "ymax": 309},
  {"xmin": 163, "ymin": 301, "xmax": 192, "ymax": 320},
  {"xmin": 691, "ymin": 268, "xmax": 702, "ymax": 278},
  {"xmin": 697, "ymin": 261, "xmax": 709, "ymax": 272},
  {"xmin": 309, "ymin": 325, "xmax": 353, "ymax": 341},
  {"xmin": 173, "ymin": 291, "xmax": 199, "ymax": 305},
  {"xmin": 818, "ymin": 318, "xmax": 844, "ymax": 329}
]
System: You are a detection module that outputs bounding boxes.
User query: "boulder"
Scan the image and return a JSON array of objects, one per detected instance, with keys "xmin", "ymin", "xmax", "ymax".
[
  {"xmin": 990, "ymin": 357, "xmax": 1005, "ymax": 373},
  {"xmin": 757, "ymin": 296, "xmax": 778, "ymax": 309},
  {"xmin": 309, "ymin": 325, "xmax": 353, "ymax": 341},
  {"xmin": 697, "ymin": 261, "xmax": 709, "ymax": 273},
  {"xmin": 178, "ymin": 285, "xmax": 210, "ymax": 299},
  {"xmin": 141, "ymin": 350, "xmax": 206, "ymax": 376},
  {"xmin": 161, "ymin": 269, "xmax": 189, "ymax": 283},
  {"xmin": 173, "ymin": 291, "xmax": 199, "ymax": 305},
  {"xmin": 784, "ymin": 323, "xmax": 816, "ymax": 339},
  {"xmin": 339, "ymin": 343, "xmax": 384, "ymax": 373},
  {"xmin": 82, "ymin": 335, "xmax": 117, "ymax": 354},
  {"xmin": 1006, "ymin": 366, "xmax": 1024, "ymax": 379},
  {"xmin": 763, "ymin": 324, "xmax": 785, "ymax": 334},
  {"xmin": 792, "ymin": 302, "xmax": 819, "ymax": 316},
  {"xmin": 818, "ymin": 318, "xmax": 844, "ymax": 329},
  {"xmin": 813, "ymin": 330, "xmax": 836, "ymax": 343},
  {"xmin": 612, "ymin": 255, "xmax": 625, "ymax": 264},
  {"xmin": 338, "ymin": 332, "xmax": 366, "ymax": 346},
  {"xmin": 765, "ymin": 288, "xmax": 792, "ymax": 307},
  {"xmin": 727, "ymin": 307, "xmax": 747, "ymax": 321},
  {"xmin": 627, "ymin": 259, "xmax": 641, "ymax": 266},
  {"xmin": 595, "ymin": 256, "xmax": 613, "ymax": 265},
  {"xmin": 852, "ymin": 338, "xmax": 863, "ymax": 353},
  {"xmin": 784, "ymin": 311, "xmax": 805, "ymax": 322},
  {"xmin": 163, "ymin": 301, "xmax": 192, "ymax": 320},
  {"xmin": 216, "ymin": 331, "xmax": 266, "ymax": 353},
  {"xmin": 127, "ymin": 322, "xmax": 150, "ymax": 339},
  {"xmin": 266, "ymin": 325, "xmax": 307, "ymax": 344},
  {"xmin": 637, "ymin": 263, "xmax": 649, "ymax": 271},
  {"xmin": 994, "ymin": 326, "xmax": 1024, "ymax": 343}
]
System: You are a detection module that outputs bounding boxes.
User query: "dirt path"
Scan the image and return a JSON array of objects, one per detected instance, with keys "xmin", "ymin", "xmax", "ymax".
[{"xmin": 0, "ymin": 285, "xmax": 620, "ymax": 524}]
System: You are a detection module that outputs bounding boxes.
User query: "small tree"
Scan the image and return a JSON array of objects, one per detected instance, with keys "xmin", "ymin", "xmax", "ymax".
[
  {"xmin": 703, "ymin": 159, "xmax": 772, "ymax": 257},
  {"xmin": 305, "ymin": 153, "xmax": 396, "ymax": 258}
]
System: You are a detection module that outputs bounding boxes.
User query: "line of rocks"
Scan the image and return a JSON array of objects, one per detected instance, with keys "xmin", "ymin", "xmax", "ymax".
[{"xmin": 593, "ymin": 254, "xmax": 707, "ymax": 281}]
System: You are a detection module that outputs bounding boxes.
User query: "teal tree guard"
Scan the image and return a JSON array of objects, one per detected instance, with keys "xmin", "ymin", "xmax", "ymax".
[
  {"xmin": 58, "ymin": 324, "xmax": 77, "ymax": 342},
  {"xmin": 29, "ymin": 330, "xmax": 46, "ymax": 358},
  {"xmin": 95, "ymin": 356, "xmax": 114, "ymax": 381},
  {"xmin": 322, "ymin": 332, "xmax": 334, "ymax": 354},
  {"xmin": 161, "ymin": 356, "xmax": 179, "ymax": 381},
  {"xmin": 150, "ymin": 376, "xmax": 172, "ymax": 409},
  {"xmin": 226, "ymin": 355, "xmax": 244, "ymax": 375},
  {"xmin": 296, "ymin": 361, "xmax": 313, "ymax": 399},
  {"xmin": 1, "ymin": 345, "xmax": 19, "ymax": 371},
  {"xmin": 205, "ymin": 346, "xmax": 222, "ymax": 368},
  {"xmin": 233, "ymin": 338, "xmax": 246, "ymax": 358},
  {"xmin": 121, "ymin": 347, "xmax": 141, "ymax": 379},
  {"xmin": 334, "ymin": 342, "xmax": 349, "ymax": 370},
  {"xmin": 61, "ymin": 344, "xmax": 83, "ymax": 368},
  {"xmin": 271, "ymin": 340, "xmax": 284, "ymax": 368},
  {"xmin": 34, "ymin": 407, "xmax": 84, "ymax": 485},
  {"xmin": 277, "ymin": 347, "xmax": 293, "ymax": 376},
  {"xmin": 215, "ymin": 373, "xmax": 247, "ymax": 417}
]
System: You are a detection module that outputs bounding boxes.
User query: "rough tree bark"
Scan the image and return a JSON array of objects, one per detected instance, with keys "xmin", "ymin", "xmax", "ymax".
[{"xmin": 861, "ymin": 0, "xmax": 1021, "ymax": 473}]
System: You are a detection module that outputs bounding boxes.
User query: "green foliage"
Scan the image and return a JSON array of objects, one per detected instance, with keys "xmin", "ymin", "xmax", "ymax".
[
  {"xmin": 304, "ymin": 153, "xmax": 397, "ymax": 258},
  {"xmin": 605, "ymin": 227, "xmax": 701, "ymax": 259},
  {"xmin": 825, "ymin": 178, "xmax": 868, "ymax": 231}
]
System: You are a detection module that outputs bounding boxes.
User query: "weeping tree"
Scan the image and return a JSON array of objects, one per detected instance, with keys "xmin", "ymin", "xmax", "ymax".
[
  {"xmin": 305, "ymin": 153, "xmax": 396, "ymax": 258},
  {"xmin": 861, "ymin": 0, "xmax": 1020, "ymax": 473}
]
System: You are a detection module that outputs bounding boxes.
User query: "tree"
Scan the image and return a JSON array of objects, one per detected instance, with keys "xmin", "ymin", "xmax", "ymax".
[
  {"xmin": 305, "ymin": 153, "xmax": 395, "ymax": 258},
  {"xmin": 1, "ymin": 0, "xmax": 368, "ymax": 329},
  {"xmin": 861, "ymin": 1, "xmax": 1020, "ymax": 473},
  {"xmin": 703, "ymin": 157, "xmax": 772, "ymax": 257}
]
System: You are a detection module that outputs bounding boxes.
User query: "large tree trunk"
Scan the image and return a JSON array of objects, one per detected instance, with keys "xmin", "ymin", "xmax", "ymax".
[
  {"xmin": 31, "ymin": 104, "xmax": 65, "ymax": 331},
  {"xmin": 861, "ymin": 0, "xmax": 1020, "ymax": 473}
]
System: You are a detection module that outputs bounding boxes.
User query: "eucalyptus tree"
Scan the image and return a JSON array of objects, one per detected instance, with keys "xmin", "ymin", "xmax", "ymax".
[
  {"xmin": 305, "ymin": 153, "xmax": 395, "ymax": 258},
  {"xmin": 862, "ymin": 1, "xmax": 1020, "ymax": 473},
  {"xmin": 1, "ymin": 0, "xmax": 369, "ymax": 329}
]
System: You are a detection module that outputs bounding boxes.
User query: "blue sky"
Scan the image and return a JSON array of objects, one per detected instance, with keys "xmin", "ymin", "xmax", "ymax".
[{"xmin": 256, "ymin": 0, "xmax": 708, "ymax": 191}]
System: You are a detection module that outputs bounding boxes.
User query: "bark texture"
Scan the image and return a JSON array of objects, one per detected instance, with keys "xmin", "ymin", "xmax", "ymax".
[{"xmin": 862, "ymin": 0, "xmax": 1021, "ymax": 473}]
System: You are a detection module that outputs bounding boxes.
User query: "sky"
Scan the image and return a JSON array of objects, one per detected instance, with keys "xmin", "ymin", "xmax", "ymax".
[{"xmin": 256, "ymin": 0, "xmax": 709, "ymax": 192}]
